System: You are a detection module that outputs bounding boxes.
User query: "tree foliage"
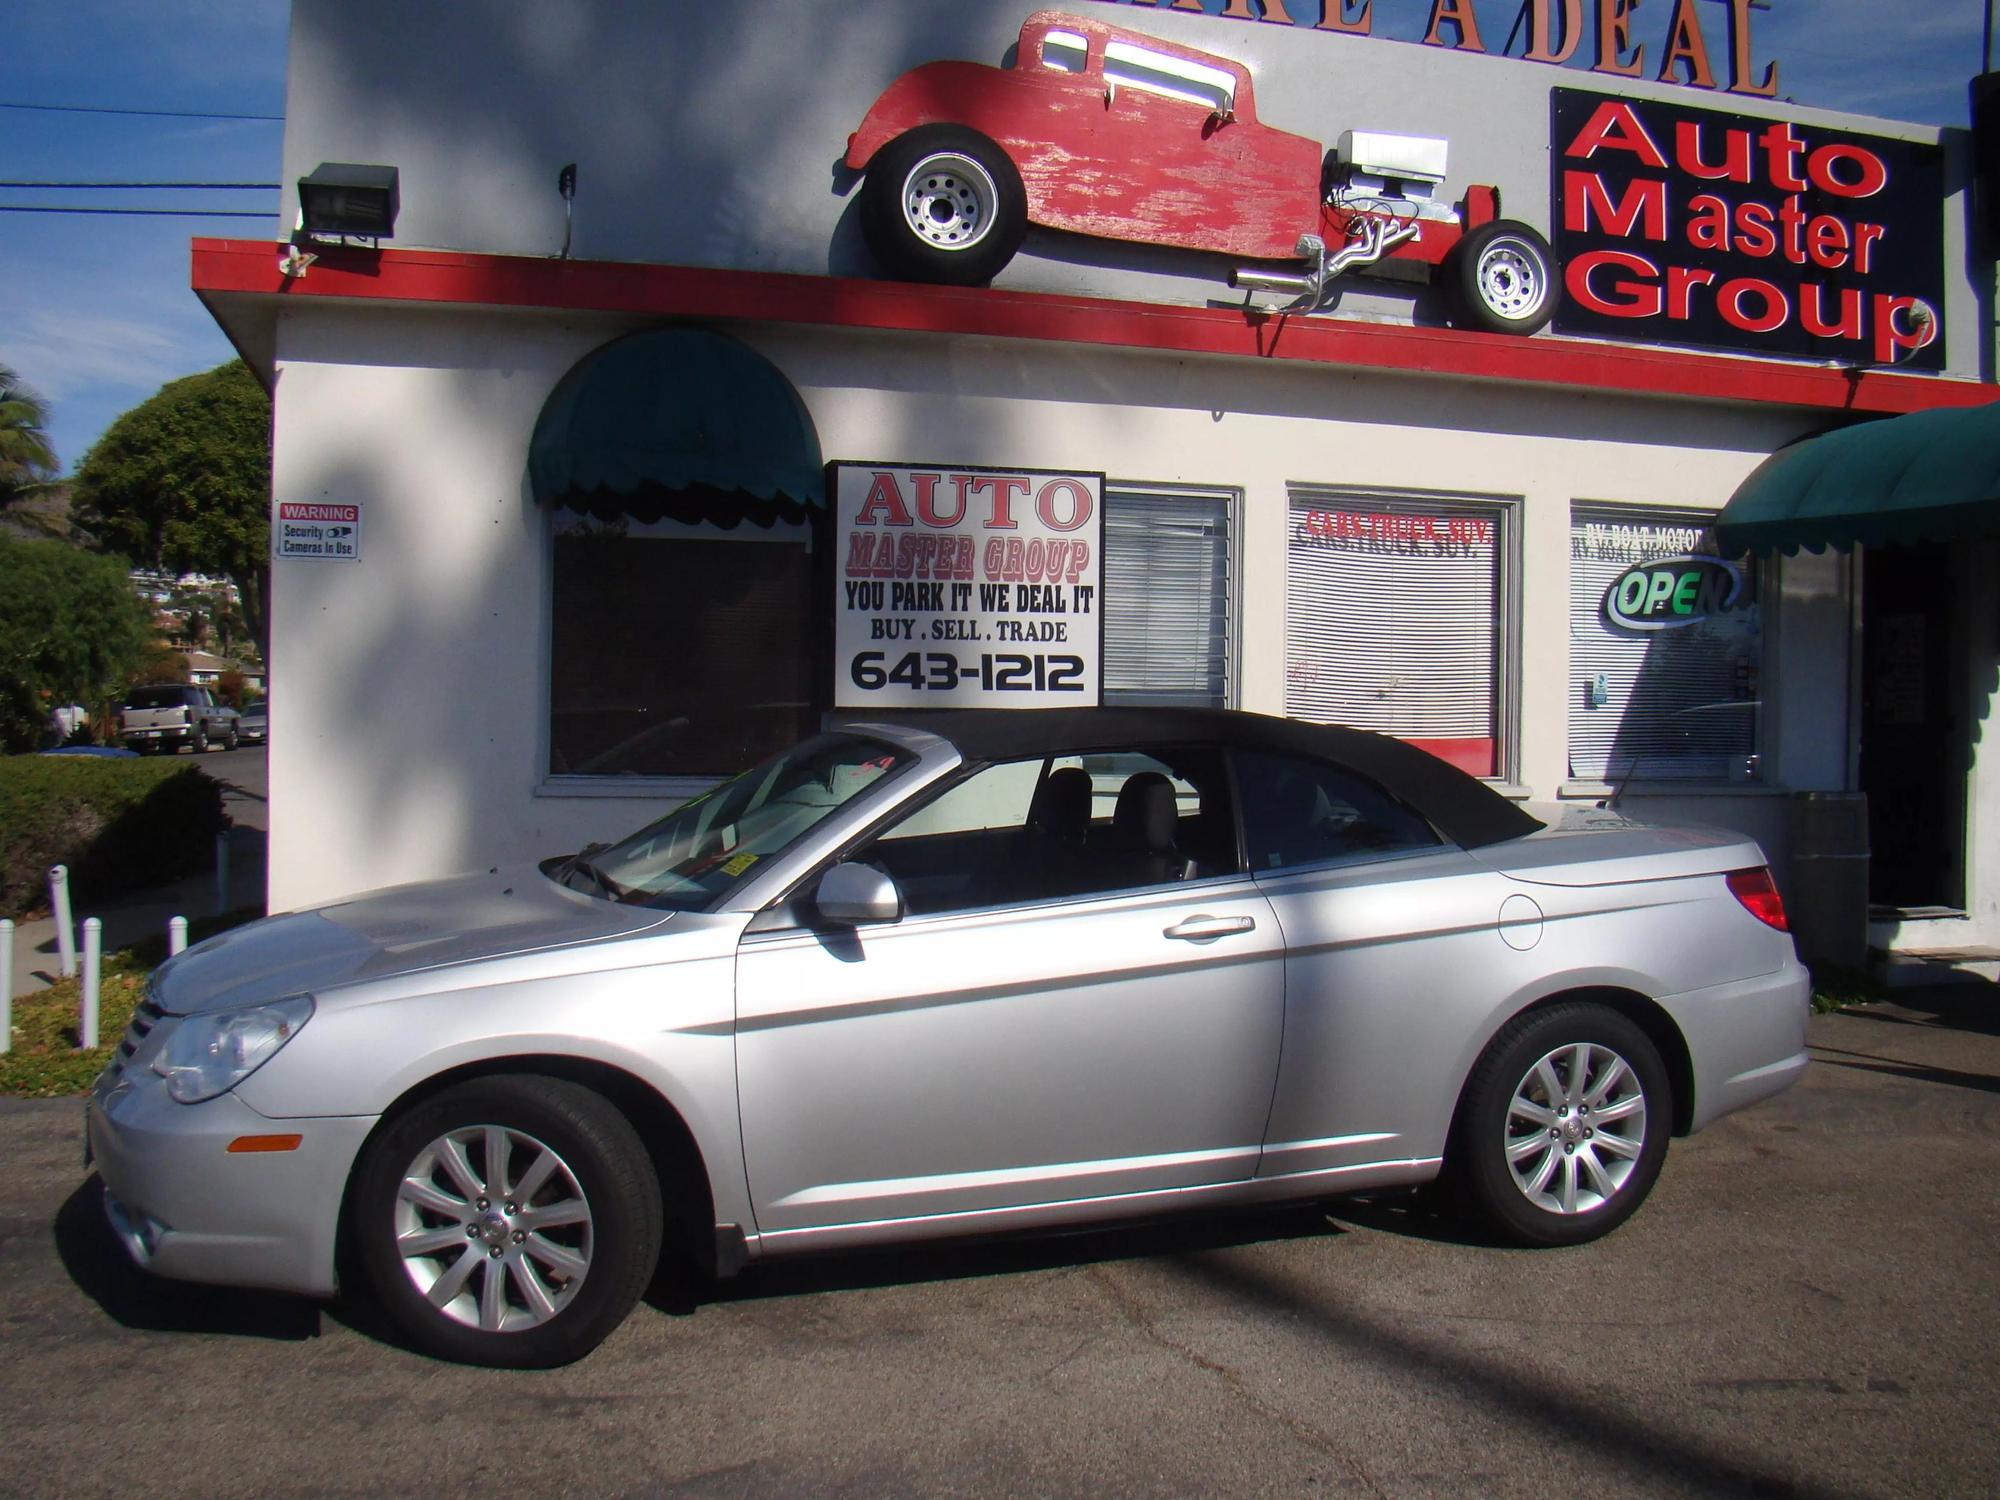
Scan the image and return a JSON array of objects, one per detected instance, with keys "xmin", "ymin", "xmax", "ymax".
[
  {"xmin": 0, "ymin": 364, "xmax": 59, "ymax": 508},
  {"xmin": 0, "ymin": 537, "xmax": 151, "ymax": 753},
  {"xmin": 73, "ymin": 361, "xmax": 272, "ymax": 657}
]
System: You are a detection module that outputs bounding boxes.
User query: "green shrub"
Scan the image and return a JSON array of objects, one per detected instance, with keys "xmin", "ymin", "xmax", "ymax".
[{"xmin": 0, "ymin": 756, "xmax": 227, "ymax": 917}]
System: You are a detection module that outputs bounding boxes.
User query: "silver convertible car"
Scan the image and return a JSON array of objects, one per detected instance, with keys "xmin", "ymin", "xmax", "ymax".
[{"xmin": 87, "ymin": 709, "xmax": 1808, "ymax": 1367}]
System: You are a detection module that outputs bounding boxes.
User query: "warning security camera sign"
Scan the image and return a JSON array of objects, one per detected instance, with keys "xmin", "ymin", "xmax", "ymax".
[{"xmin": 277, "ymin": 502, "xmax": 362, "ymax": 561}]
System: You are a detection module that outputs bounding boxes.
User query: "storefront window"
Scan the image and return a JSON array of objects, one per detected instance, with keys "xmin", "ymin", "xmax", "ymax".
[
  {"xmin": 1285, "ymin": 488, "xmax": 1512, "ymax": 778},
  {"xmin": 548, "ymin": 511, "xmax": 817, "ymax": 779},
  {"xmin": 1568, "ymin": 506, "xmax": 1761, "ymax": 785},
  {"xmin": 1102, "ymin": 486, "xmax": 1233, "ymax": 707}
]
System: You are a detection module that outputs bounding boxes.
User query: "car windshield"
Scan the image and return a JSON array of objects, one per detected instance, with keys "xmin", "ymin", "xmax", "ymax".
[{"xmin": 558, "ymin": 732, "xmax": 916, "ymax": 910}]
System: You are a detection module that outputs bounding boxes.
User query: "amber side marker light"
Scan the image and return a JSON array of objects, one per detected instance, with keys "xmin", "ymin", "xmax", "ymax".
[
  {"xmin": 226, "ymin": 1134, "xmax": 303, "ymax": 1154},
  {"xmin": 1726, "ymin": 867, "xmax": 1790, "ymax": 931}
]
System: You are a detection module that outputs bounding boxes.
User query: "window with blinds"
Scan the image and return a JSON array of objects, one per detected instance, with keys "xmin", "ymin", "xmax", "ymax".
[
  {"xmin": 1569, "ymin": 507, "xmax": 1760, "ymax": 784},
  {"xmin": 1284, "ymin": 488, "xmax": 1509, "ymax": 778},
  {"xmin": 1102, "ymin": 487, "xmax": 1233, "ymax": 708}
]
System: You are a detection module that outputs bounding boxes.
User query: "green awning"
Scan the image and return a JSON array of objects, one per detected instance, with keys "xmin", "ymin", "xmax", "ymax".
[
  {"xmin": 1715, "ymin": 399, "xmax": 2000, "ymax": 556},
  {"xmin": 529, "ymin": 327, "xmax": 824, "ymax": 526}
]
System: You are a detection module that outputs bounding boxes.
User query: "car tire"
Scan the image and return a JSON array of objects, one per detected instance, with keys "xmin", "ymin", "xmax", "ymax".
[
  {"xmin": 224, "ymin": 724, "xmax": 240, "ymax": 751},
  {"xmin": 860, "ymin": 124, "xmax": 1027, "ymax": 287},
  {"xmin": 190, "ymin": 724, "xmax": 208, "ymax": 754},
  {"xmin": 1450, "ymin": 1002, "xmax": 1670, "ymax": 1247},
  {"xmin": 1446, "ymin": 219, "xmax": 1556, "ymax": 335},
  {"xmin": 350, "ymin": 1074, "xmax": 664, "ymax": 1368}
]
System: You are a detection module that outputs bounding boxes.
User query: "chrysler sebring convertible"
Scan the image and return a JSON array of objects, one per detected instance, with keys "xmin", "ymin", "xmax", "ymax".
[{"xmin": 87, "ymin": 709, "xmax": 1808, "ymax": 1367}]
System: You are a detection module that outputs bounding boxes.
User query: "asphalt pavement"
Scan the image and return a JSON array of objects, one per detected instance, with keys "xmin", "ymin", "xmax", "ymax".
[
  {"xmin": 1, "ymin": 987, "xmax": 1995, "ymax": 1499},
  {"xmin": 6, "ymin": 746, "xmax": 267, "ymax": 1001}
]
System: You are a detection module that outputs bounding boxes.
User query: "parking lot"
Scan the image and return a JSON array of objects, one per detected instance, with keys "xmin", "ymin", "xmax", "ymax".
[{"xmin": 2, "ymin": 989, "xmax": 1994, "ymax": 1499}]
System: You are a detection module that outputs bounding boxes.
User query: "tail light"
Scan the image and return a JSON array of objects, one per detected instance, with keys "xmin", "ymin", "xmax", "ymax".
[{"xmin": 1726, "ymin": 867, "xmax": 1789, "ymax": 931}]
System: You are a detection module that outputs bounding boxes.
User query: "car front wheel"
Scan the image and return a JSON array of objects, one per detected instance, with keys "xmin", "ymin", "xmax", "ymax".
[
  {"xmin": 350, "ymin": 1075, "xmax": 663, "ymax": 1367},
  {"xmin": 1451, "ymin": 1002, "xmax": 1670, "ymax": 1247}
]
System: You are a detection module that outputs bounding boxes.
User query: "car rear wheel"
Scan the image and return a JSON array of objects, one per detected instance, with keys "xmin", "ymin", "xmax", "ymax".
[
  {"xmin": 350, "ymin": 1075, "xmax": 663, "ymax": 1368},
  {"xmin": 190, "ymin": 724, "xmax": 209, "ymax": 754},
  {"xmin": 860, "ymin": 125, "xmax": 1027, "ymax": 286},
  {"xmin": 223, "ymin": 723, "xmax": 240, "ymax": 751},
  {"xmin": 1447, "ymin": 220, "xmax": 1555, "ymax": 335},
  {"xmin": 1451, "ymin": 1002, "xmax": 1669, "ymax": 1246}
]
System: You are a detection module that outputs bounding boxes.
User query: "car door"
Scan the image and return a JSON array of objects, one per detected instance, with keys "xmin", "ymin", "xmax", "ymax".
[
  {"xmin": 734, "ymin": 746, "xmax": 1284, "ymax": 1238},
  {"xmin": 1233, "ymin": 747, "xmax": 1522, "ymax": 1179}
]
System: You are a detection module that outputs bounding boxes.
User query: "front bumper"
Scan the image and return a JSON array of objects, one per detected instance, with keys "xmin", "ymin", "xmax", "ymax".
[
  {"xmin": 87, "ymin": 1066, "xmax": 376, "ymax": 1298},
  {"xmin": 1658, "ymin": 957, "xmax": 1812, "ymax": 1133}
]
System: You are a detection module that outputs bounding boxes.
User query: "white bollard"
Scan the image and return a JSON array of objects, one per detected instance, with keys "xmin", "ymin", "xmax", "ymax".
[
  {"xmin": 1, "ymin": 917, "xmax": 13, "ymax": 1056},
  {"xmin": 215, "ymin": 832, "xmax": 230, "ymax": 916},
  {"xmin": 80, "ymin": 917, "xmax": 102, "ymax": 1050},
  {"xmin": 168, "ymin": 915, "xmax": 188, "ymax": 957},
  {"xmin": 49, "ymin": 863, "xmax": 76, "ymax": 979}
]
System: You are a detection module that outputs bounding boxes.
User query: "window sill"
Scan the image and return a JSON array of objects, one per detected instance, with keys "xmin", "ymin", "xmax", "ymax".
[
  {"xmin": 1558, "ymin": 780, "xmax": 1789, "ymax": 800},
  {"xmin": 1486, "ymin": 782, "xmax": 1532, "ymax": 802},
  {"xmin": 536, "ymin": 774, "xmax": 721, "ymax": 800}
]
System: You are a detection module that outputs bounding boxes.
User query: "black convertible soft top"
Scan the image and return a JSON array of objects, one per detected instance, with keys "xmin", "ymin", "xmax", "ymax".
[{"xmin": 837, "ymin": 707, "xmax": 1544, "ymax": 851}]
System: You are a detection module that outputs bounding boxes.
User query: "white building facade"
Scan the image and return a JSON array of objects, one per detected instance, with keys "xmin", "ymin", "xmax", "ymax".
[{"xmin": 200, "ymin": 0, "xmax": 1998, "ymax": 960}]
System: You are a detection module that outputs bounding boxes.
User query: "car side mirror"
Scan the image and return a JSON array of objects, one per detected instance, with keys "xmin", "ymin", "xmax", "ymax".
[{"xmin": 815, "ymin": 862, "xmax": 902, "ymax": 926}]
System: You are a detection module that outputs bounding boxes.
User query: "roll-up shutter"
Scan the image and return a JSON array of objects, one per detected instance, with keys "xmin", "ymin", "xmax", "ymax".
[
  {"xmin": 1568, "ymin": 510, "xmax": 1760, "ymax": 783},
  {"xmin": 1285, "ymin": 489, "xmax": 1504, "ymax": 777},
  {"xmin": 1103, "ymin": 488, "xmax": 1232, "ymax": 708}
]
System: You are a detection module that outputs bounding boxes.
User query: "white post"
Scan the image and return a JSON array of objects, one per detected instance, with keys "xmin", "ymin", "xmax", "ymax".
[
  {"xmin": 215, "ymin": 832, "xmax": 230, "ymax": 916},
  {"xmin": 49, "ymin": 864, "xmax": 76, "ymax": 979},
  {"xmin": 168, "ymin": 915, "xmax": 188, "ymax": 957},
  {"xmin": 80, "ymin": 917, "xmax": 102, "ymax": 1051},
  {"xmin": 0, "ymin": 918, "xmax": 13, "ymax": 1056}
]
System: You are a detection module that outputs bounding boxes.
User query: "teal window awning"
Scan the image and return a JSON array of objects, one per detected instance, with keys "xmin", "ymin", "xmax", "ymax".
[
  {"xmin": 1715, "ymin": 399, "xmax": 2000, "ymax": 556},
  {"xmin": 529, "ymin": 327, "xmax": 824, "ymax": 525}
]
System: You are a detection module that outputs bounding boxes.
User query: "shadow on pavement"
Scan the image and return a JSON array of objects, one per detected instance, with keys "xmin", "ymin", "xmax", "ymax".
[
  {"xmin": 56, "ymin": 1176, "xmax": 321, "ymax": 1341},
  {"xmin": 1837, "ymin": 978, "xmax": 2000, "ymax": 1038},
  {"xmin": 1806, "ymin": 1043, "xmax": 1999, "ymax": 1096}
]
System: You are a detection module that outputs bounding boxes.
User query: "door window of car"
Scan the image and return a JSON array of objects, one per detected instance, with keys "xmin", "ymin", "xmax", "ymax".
[
  {"xmin": 1103, "ymin": 40, "xmax": 1236, "ymax": 115},
  {"xmin": 1233, "ymin": 749, "xmax": 1441, "ymax": 873},
  {"xmin": 1039, "ymin": 28, "xmax": 1089, "ymax": 73},
  {"xmin": 856, "ymin": 745, "xmax": 1238, "ymax": 916}
]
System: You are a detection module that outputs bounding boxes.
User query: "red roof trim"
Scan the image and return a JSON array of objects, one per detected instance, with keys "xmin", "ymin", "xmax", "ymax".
[{"xmin": 191, "ymin": 238, "xmax": 1993, "ymax": 417}]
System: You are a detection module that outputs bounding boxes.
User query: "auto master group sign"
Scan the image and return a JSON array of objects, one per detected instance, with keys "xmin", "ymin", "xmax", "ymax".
[
  {"xmin": 833, "ymin": 462, "xmax": 1103, "ymax": 708},
  {"xmin": 1552, "ymin": 88, "xmax": 1946, "ymax": 368}
]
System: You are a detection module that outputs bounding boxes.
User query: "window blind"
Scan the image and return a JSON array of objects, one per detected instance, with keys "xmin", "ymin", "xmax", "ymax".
[
  {"xmin": 1284, "ymin": 490, "xmax": 1503, "ymax": 776},
  {"xmin": 1102, "ymin": 489, "xmax": 1231, "ymax": 708}
]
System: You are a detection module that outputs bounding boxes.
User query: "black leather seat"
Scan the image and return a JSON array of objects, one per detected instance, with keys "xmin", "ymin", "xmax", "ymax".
[{"xmin": 1109, "ymin": 771, "xmax": 1193, "ymax": 886}]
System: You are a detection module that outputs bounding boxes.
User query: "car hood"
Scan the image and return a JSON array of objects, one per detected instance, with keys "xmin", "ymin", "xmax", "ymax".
[
  {"xmin": 1468, "ymin": 803, "xmax": 1767, "ymax": 887},
  {"xmin": 150, "ymin": 865, "xmax": 675, "ymax": 1015}
]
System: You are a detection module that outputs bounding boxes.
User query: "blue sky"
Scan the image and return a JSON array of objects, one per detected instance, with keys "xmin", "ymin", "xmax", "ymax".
[{"xmin": 0, "ymin": 0, "xmax": 1988, "ymax": 476}]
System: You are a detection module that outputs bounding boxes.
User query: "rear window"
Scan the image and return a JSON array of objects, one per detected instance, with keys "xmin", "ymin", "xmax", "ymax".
[{"xmin": 126, "ymin": 687, "xmax": 193, "ymax": 708}]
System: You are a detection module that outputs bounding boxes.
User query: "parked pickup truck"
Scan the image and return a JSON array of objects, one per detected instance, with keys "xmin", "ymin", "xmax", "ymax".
[{"xmin": 120, "ymin": 685, "xmax": 240, "ymax": 754}]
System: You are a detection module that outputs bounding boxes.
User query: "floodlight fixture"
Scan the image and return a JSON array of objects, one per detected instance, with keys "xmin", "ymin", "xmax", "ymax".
[{"xmin": 297, "ymin": 162, "xmax": 399, "ymax": 241}]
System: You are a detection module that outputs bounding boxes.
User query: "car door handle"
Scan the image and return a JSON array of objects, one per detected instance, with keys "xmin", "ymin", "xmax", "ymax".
[{"xmin": 1164, "ymin": 914, "xmax": 1255, "ymax": 942}]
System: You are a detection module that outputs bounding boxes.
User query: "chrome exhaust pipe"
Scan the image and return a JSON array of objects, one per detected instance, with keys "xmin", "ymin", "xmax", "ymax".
[{"xmin": 1230, "ymin": 268, "xmax": 1321, "ymax": 295}]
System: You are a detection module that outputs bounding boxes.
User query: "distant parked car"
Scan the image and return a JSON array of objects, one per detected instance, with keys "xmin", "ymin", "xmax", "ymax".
[
  {"xmin": 87, "ymin": 708, "xmax": 1807, "ymax": 1369},
  {"xmin": 237, "ymin": 699, "xmax": 267, "ymax": 746},
  {"xmin": 120, "ymin": 685, "xmax": 239, "ymax": 754}
]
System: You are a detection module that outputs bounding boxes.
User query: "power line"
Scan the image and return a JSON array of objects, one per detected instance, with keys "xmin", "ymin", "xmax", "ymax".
[
  {"xmin": 0, "ymin": 205, "xmax": 275, "ymax": 218},
  {"xmin": 0, "ymin": 181, "xmax": 279, "ymax": 190},
  {"xmin": 0, "ymin": 100, "xmax": 283, "ymax": 122}
]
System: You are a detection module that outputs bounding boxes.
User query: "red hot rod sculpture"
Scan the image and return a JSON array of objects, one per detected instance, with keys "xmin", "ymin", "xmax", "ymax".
[{"xmin": 844, "ymin": 9, "xmax": 1556, "ymax": 334}]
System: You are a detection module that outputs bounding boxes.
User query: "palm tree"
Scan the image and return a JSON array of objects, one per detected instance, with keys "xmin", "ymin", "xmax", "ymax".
[{"xmin": 0, "ymin": 364, "xmax": 59, "ymax": 506}]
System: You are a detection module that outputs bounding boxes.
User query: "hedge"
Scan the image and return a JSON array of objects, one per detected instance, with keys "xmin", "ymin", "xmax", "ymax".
[{"xmin": 0, "ymin": 756, "xmax": 227, "ymax": 918}]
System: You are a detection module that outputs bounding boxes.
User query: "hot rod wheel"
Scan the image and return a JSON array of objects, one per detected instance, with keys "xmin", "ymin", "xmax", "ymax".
[
  {"xmin": 1449, "ymin": 220, "xmax": 1556, "ymax": 335},
  {"xmin": 861, "ymin": 124, "xmax": 1028, "ymax": 286}
]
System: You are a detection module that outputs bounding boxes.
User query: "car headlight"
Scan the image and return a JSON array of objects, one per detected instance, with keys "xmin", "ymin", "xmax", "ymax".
[{"xmin": 151, "ymin": 995, "xmax": 315, "ymax": 1104}]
